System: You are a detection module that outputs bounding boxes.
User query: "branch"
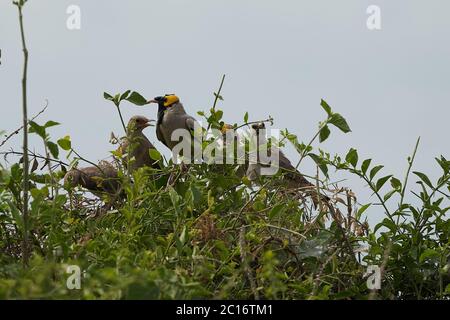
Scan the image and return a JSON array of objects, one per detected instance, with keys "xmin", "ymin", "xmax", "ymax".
[
  {"xmin": 0, "ymin": 100, "xmax": 48, "ymax": 148},
  {"xmin": 239, "ymin": 226, "xmax": 260, "ymax": 300},
  {"xmin": 1, "ymin": 150, "xmax": 69, "ymax": 167},
  {"xmin": 206, "ymin": 74, "xmax": 226, "ymax": 135},
  {"xmin": 15, "ymin": 0, "xmax": 30, "ymax": 267}
]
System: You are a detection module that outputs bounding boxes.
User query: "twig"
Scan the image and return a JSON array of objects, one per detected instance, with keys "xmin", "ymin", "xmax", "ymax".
[
  {"xmin": 239, "ymin": 226, "xmax": 260, "ymax": 300},
  {"xmin": 265, "ymin": 224, "xmax": 307, "ymax": 239},
  {"xmin": 2, "ymin": 150, "xmax": 68, "ymax": 167},
  {"xmin": 0, "ymin": 100, "xmax": 48, "ymax": 148},
  {"xmin": 14, "ymin": 0, "xmax": 30, "ymax": 267},
  {"xmin": 205, "ymin": 74, "xmax": 226, "ymax": 135},
  {"xmin": 115, "ymin": 103, "xmax": 127, "ymax": 134},
  {"xmin": 233, "ymin": 118, "xmax": 274, "ymax": 131},
  {"xmin": 294, "ymin": 121, "xmax": 328, "ymax": 170},
  {"xmin": 400, "ymin": 137, "xmax": 420, "ymax": 207},
  {"xmin": 228, "ymin": 180, "xmax": 271, "ymax": 229},
  {"xmin": 395, "ymin": 137, "xmax": 421, "ymax": 230},
  {"xmin": 212, "ymin": 74, "xmax": 225, "ymax": 112}
]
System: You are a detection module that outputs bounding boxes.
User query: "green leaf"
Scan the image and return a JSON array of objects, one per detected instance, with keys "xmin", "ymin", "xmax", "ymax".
[
  {"xmin": 435, "ymin": 156, "xmax": 449, "ymax": 174},
  {"xmin": 169, "ymin": 187, "xmax": 180, "ymax": 208},
  {"xmin": 214, "ymin": 92, "xmax": 224, "ymax": 101},
  {"xmin": 308, "ymin": 153, "xmax": 329, "ymax": 178},
  {"xmin": 103, "ymin": 92, "xmax": 114, "ymax": 101},
  {"xmin": 269, "ymin": 203, "xmax": 284, "ymax": 219},
  {"xmin": 57, "ymin": 136, "xmax": 72, "ymax": 151},
  {"xmin": 179, "ymin": 226, "xmax": 187, "ymax": 246},
  {"xmin": 319, "ymin": 125, "xmax": 330, "ymax": 143},
  {"xmin": 390, "ymin": 177, "xmax": 402, "ymax": 190},
  {"xmin": 215, "ymin": 110, "xmax": 223, "ymax": 121},
  {"xmin": 361, "ymin": 159, "xmax": 372, "ymax": 176},
  {"xmin": 356, "ymin": 203, "xmax": 371, "ymax": 220},
  {"xmin": 345, "ymin": 148, "xmax": 358, "ymax": 167},
  {"xmin": 120, "ymin": 90, "xmax": 131, "ymax": 101},
  {"xmin": 252, "ymin": 200, "xmax": 265, "ymax": 212},
  {"xmin": 413, "ymin": 171, "xmax": 433, "ymax": 188},
  {"xmin": 47, "ymin": 141, "xmax": 59, "ymax": 158},
  {"xmin": 383, "ymin": 189, "xmax": 397, "ymax": 202},
  {"xmin": 419, "ymin": 249, "xmax": 439, "ymax": 263},
  {"xmin": 6, "ymin": 200, "xmax": 23, "ymax": 231},
  {"xmin": 328, "ymin": 113, "xmax": 351, "ymax": 133},
  {"xmin": 31, "ymin": 158, "xmax": 39, "ymax": 173},
  {"xmin": 369, "ymin": 165, "xmax": 384, "ymax": 181},
  {"xmin": 374, "ymin": 218, "xmax": 397, "ymax": 233},
  {"xmin": 126, "ymin": 91, "xmax": 148, "ymax": 106},
  {"xmin": 244, "ymin": 112, "xmax": 249, "ymax": 123},
  {"xmin": 29, "ymin": 121, "xmax": 46, "ymax": 139},
  {"xmin": 44, "ymin": 120, "xmax": 60, "ymax": 128},
  {"xmin": 445, "ymin": 284, "xmax": 450, "ymax": 294},
  {"xmin": 190, "ymin": 185, "xmax": 202, "ymax": 205},
  {"xmin": 375, "ymin": 175, "xmax": 393, "ymax": 192},
  {"xmin": 149, "ymin": 149, "xmax": 162, "ymax": 161},
  {"xmin": 320, "ymin": 99, "xmax": 332, "ymax": 116}
]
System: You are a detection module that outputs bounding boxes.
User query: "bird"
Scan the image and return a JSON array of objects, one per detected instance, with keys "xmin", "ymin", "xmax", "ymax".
[
  {"xmin": 147, "ymin": 94, "xmax": 202, "ymax": 162},
  {"xmin": 63, "ymin": 160, "xmax": 120, "ymax": 197},
  {"xmin": 64, "ymin": 116, "xmax": 159, "ymax": 197},
  {"xmin": 117, "ymin": 115, "xmax": 160, "ymax": 172},
  {"xmin": 246, "ymin": 122, "xmax": 329, "ymax": 209},
  {"xmin": 220, "ymin": 123, "xmax": 247, "ymax": 176}
]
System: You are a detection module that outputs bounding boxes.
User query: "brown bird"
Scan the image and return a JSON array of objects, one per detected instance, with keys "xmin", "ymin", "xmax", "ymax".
[
  {"xmin": 63, "ymin": 160, "xmax": 120, "ymax": 196},
  {"xmin": 247, "ymin": 122, "xmax": 329, "ymax": 208},
  {"xmin": 64, "ymin": 116, "xmax": 159, "ymax": 197},
  {"xmin": 117, "ymin": 115, "xmax": 160, "ymax": 172}
]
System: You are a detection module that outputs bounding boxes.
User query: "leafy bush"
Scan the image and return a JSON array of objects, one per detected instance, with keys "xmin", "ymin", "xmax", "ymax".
[
  {"xmin": 2, "ymin": 1, "xmax": 448, "ymax": 300},
  {"xmin": 0, "ymin": 93, "xmax": 448, "ymax": 300}
]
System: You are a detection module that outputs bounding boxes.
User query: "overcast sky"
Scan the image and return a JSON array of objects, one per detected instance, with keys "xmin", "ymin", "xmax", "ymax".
[{"xmin": 1, "ymin": 0, "xmax": 449, "ymax": 225}]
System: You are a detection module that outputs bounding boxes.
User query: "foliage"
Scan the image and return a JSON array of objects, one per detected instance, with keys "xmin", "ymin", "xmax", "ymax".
[
  {"xmin": 0, "ymin": 95, "xmax": 448, "ymax": 300},
  {"xmin": 2, "ymin": 1, "xmax": 448, "ymax": 299}
]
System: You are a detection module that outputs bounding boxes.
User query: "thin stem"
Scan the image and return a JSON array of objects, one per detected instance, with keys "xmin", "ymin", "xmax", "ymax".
[
  {"xmin": 43, "ymin": 141, "xmax": 57, "ymax": 199},
  {"xmin": 394, "ymin": 137, "xmax": 420, "ymax": 233},
  {"xmin": 212, "ymin": 74, "xmax": 226, "ymax": 112},
  {"xmin": 1, "ymin": 150, "xmax": 69, "ymax": 167},
  {"xmin": 361, "ymin": 173, "xmax": 393, "ymax": 222},
  {"xmin": 116, "ymin": 104, "xmax": 127, "ymax": 134},
  {"xmin": 206, "ymin": 74, "xmax": 226, "ymax": 135},
  {"xmin": 239, "ymin": 226, "xmax": 259, "ymax": 300},
  {"xmin": 400, "ymin": 137, "xmax": 420, "ymax": 207},
  {"xmin": 0, "ymin": 100, "xmax": 48, "ymax": 148},
  {"xmin": 16, "ymin": 2, "xmax": 30, "ymax": 267},
  {"xmin": 294, "ymin": 120, "xmax": 329, "ymax": 170},
  {"xmin": 233, "ymin": 118, "xmax": 273, "ymax": 131}
]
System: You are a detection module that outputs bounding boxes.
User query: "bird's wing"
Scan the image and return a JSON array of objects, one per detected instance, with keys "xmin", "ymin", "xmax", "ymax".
[
  {"xmin": 185, "ymin": 117, "xmax": 197, "ymax": 132},
  {"xmin": 156, "ymin": 124, "xmax": 170, "ymax": 148},
  {"xmin": 185, "ymin": 116, "xmax": 203, "ymax": 142},
  {"xmin": 278, "ymin": 149, "xmax": 296, "ymax": 172}
]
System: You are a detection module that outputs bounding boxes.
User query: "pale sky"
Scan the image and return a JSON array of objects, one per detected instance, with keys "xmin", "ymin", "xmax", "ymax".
[{"xmin": 1, "ymin": 0, "xmax": 449, "ymax": 225}]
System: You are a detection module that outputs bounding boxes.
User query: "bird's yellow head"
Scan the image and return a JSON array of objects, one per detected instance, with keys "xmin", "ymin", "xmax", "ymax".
[
  {"xmin": 221, "ymin": 123, "xmax": 234, "ymax": 134},
  {"xmin": 148, "ymin": 94, "xmax": 180, "ymax": 108}
]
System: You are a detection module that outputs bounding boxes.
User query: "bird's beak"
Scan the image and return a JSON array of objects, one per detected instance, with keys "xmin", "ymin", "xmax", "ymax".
[
  {"xmin": 147, "ymin": 99, "xmax": 158, "ymax": 104},
  {"xmin": 143, "ymin": 119, "xmax": 155, "ymax": 128}
]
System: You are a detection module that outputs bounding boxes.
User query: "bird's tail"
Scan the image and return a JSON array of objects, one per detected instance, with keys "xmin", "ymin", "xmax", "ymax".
[{"xmin": 288, "ymin": 173, "xmax": 330, "ymax": 209}]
